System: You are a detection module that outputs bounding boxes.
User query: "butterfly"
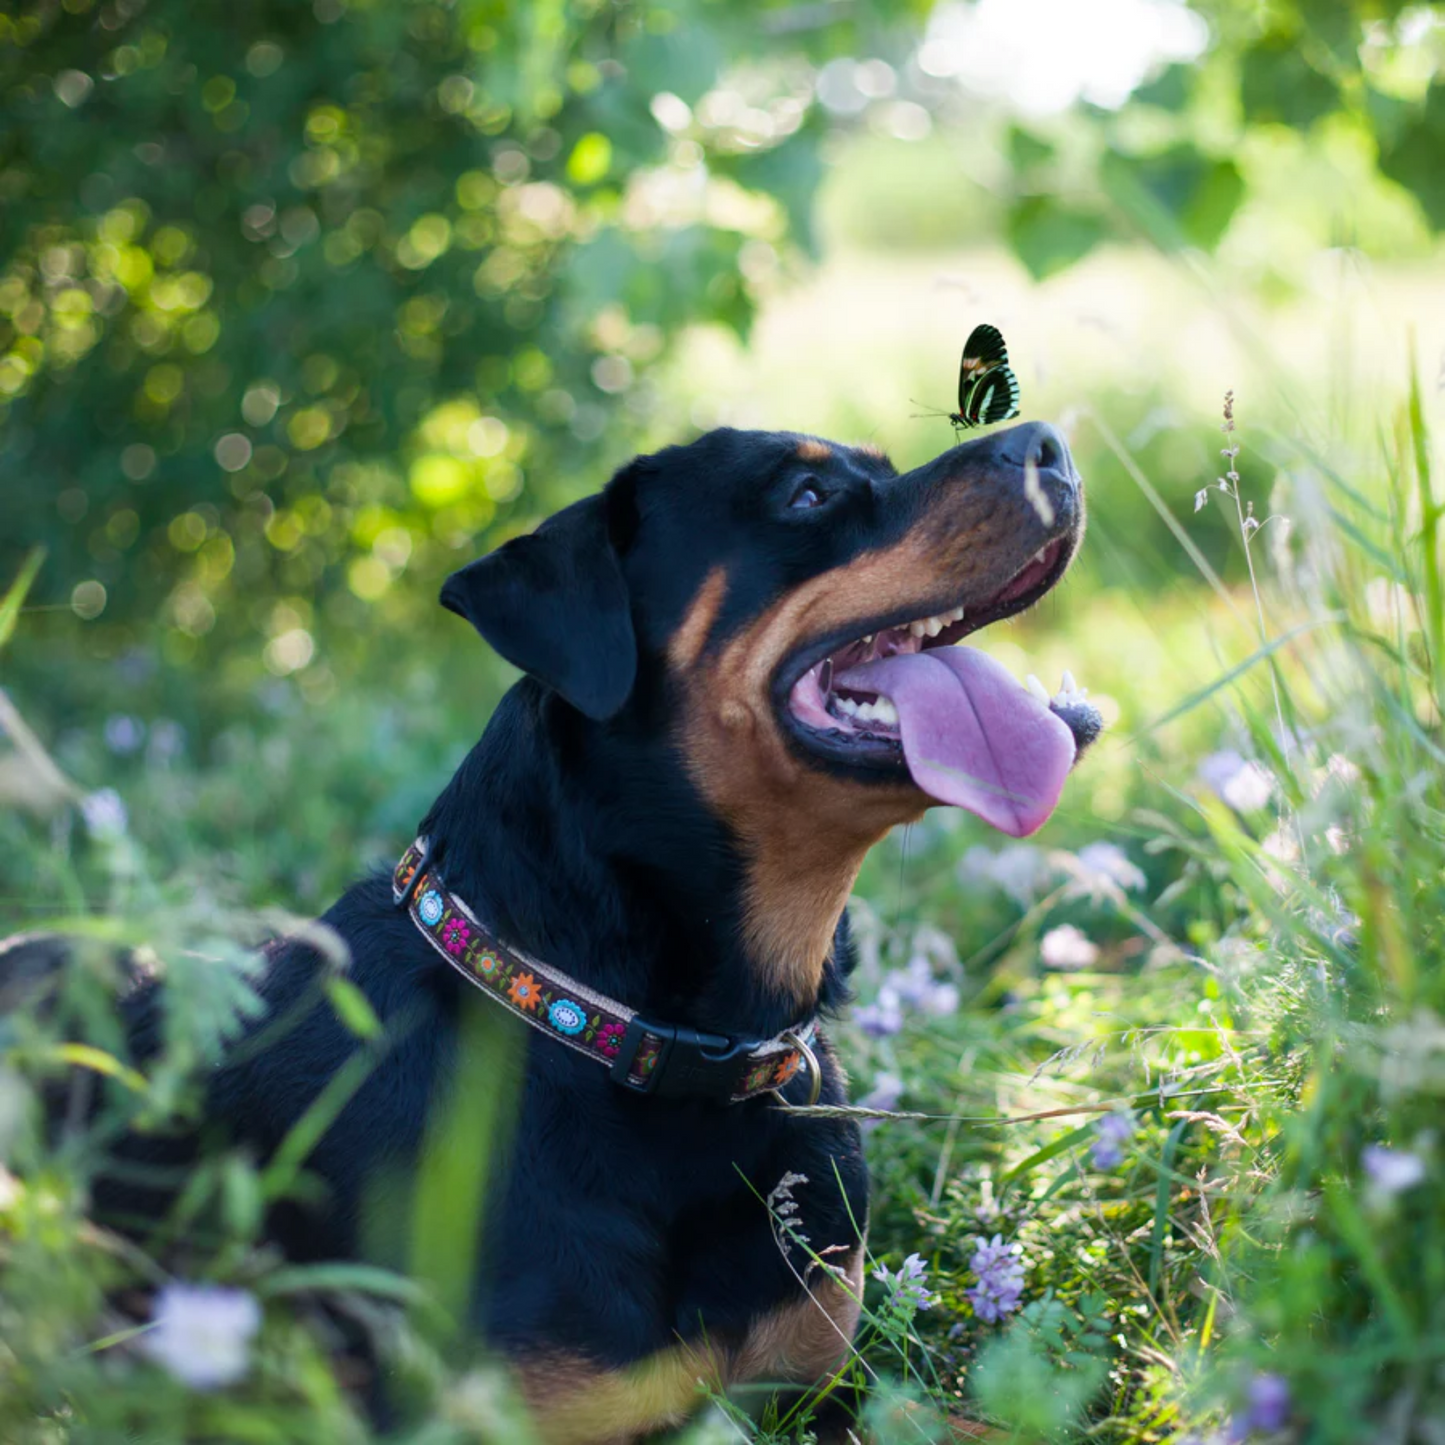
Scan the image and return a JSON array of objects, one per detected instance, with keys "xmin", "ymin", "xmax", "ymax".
[{"xmin": 949, "ymin": 323, "xmax": 1021, "ymax": 432}]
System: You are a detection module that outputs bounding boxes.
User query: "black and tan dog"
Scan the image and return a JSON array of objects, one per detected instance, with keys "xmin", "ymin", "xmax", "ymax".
[{"xmin": 25, "ymin": 421, "xmax": 1101, "ymax": 1441}]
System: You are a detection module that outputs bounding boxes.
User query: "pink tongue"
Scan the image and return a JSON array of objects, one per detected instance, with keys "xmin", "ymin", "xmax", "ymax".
[{"xmin": 837, "ymin": 647, "xmax": 1075, "ymax": 837}]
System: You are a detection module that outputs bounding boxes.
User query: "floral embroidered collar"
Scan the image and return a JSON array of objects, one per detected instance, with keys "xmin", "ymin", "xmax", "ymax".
[{"xmin": 393, "ymin": 838, "xmax": 822, "ymax": 1105}]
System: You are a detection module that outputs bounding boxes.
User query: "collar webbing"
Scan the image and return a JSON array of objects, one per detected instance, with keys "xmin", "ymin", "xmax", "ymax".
[{"xmin": 393, "ymin": 838, "xmax": 821, "ymax": 1105}]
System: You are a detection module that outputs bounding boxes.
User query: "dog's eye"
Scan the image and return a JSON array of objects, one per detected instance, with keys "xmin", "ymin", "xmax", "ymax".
[{"xmin": 789, "ymin": 479, "xmax": 826, "ymax": 510}]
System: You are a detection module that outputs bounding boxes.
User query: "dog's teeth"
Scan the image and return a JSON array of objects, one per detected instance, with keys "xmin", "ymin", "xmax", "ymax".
[
  {"xmin": 1033, "ymin": 546, "xmax": 1048, "ymax": 565},
  {"xmin": 925, "ymin": 616, "xmax": 944, "ymax": 637},
  {"xmin": 1060, "ymin": 668, "xmax": 1085, "ymax": 698},
  {"xmin": 908, "ymin": 620, "xmax": 927, "ymax": 638},
  {"xmin": 861, "ymin": 634, "xmax": 873, "ymax": 646},
  {"xmin": 950, "ymin": 605, "xmax": 965, "ymax": 621},
  {"xmin": 1024, "ymin": 674, "xmax": 1050, "ymax": 704},
  {"xmin": 873, "ymin": 697, "xmax": 899, "ymax": 726}
]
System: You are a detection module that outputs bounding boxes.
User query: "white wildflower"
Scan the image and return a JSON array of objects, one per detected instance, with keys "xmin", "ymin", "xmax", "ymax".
[
  {"xmin": 1075, "ymin": 841, "xmax": 1145, "ymax": 892},
  {"xmin": 1040, "ymin": 924, "xmax": 1098, "ymax": 970},
  {"xmin": 144, "ymin": 1283, "xmax": 261, "ymax": 1390},
  {"xmin": 1198, "ymin": 750, "xmax": 1274, "ymax": 812}
]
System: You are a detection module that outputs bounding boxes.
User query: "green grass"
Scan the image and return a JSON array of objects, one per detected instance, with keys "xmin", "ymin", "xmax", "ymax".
[{"xmin": 2, "ymin": 373, "xmax": 1443, "ymax": 1443}]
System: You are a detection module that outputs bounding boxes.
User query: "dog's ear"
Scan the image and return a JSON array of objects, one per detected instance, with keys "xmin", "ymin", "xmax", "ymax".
[{"xmin": 440, "ymin": 494, "xmax": 637, "ymax": 720}]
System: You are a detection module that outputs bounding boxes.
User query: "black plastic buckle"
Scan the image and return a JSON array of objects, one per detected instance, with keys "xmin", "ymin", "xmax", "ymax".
[
  {"xmin": 394, "ymin": 838, "xmax": 434, "ymax": 911},
  {"xmin": 609, "ymin": 1016, "xmax": 756, "ymax": 1099}
]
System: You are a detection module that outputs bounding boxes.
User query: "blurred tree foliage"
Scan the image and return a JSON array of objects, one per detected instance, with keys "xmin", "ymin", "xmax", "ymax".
[
  {"xmin": 0, "ymin": 0, "xmax": 920, "ymax": 699},
  {"xmin": 1000, "ymin": 0, "xmax": 1444, "ymax": 277},
  {"xmin": 0, "ymin": 0, "xmax": 1440, "ymax": 710}
]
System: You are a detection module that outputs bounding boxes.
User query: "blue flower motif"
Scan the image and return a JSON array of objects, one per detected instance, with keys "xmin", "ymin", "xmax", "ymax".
[
  {"xmin": 417, "ymin": 890, "xmax": 445, "ymax": 927},
  {"xmin": 548, "ymin": 999, "xmax": 587, "ymax": 1035}
]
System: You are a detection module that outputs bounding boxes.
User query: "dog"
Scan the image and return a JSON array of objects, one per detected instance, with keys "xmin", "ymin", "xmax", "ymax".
[{"xmin": 14, "ymin": 420, "xmax": 1099, "ymax": 1442}]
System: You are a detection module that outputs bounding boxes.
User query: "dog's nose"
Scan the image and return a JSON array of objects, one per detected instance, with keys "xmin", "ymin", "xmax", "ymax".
[{"xmin": 995, "ymin": 421, "xmax": 1076, "ymax": 491}]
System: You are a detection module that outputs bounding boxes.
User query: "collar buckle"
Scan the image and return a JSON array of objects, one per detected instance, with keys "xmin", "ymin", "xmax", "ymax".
[{"xmin": 609, "ymin": 1016, "xmax": 755, "ymax": 1100}]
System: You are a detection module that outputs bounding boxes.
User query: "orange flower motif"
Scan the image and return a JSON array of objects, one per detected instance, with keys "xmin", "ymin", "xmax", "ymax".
[
  {"xmin": 773, "ymin": 1052, "xmax": 803, "ymax": 1087},
  {"xmin": 507, "ymin": 971, "xmax": 542, "ymax": 1012}
]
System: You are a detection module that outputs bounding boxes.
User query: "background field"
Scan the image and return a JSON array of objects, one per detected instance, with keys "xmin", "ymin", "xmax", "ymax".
[{"xmin": 3, "ymin": 2, "xmax": 1445, "ymax": 1441}]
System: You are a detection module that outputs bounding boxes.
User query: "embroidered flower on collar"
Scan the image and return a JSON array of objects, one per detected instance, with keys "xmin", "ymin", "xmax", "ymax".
[
  {"xmin": 596, "ymin": 1020, "xmax": 627, "ymax": 1057},
  {"xmin": 773, "ymin": 1052, "xmax": 804, "ymax": 1088},
  {"xmin": 548, "ymin": 999, "xmax": 587, "ymax": 1035},
  {"xmin": 508, "ymin": 971, "xmax": 543, "ymax": 1012},
  {"xmin": 417, "ymin": 890, "xmax": 445, "ymax": 927},
  {"xmin": 476, "ymin": 951, "xmax": 500, "ymax": 977},
  {"xmin": 442, "ymin": 917, "xmax": 471, "ymax": 955}
]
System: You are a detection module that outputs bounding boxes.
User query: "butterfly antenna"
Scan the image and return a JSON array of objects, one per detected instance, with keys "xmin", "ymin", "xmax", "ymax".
[{"xmin": 909, "ymin": 398, "xmax": 950, "ymax": 420}]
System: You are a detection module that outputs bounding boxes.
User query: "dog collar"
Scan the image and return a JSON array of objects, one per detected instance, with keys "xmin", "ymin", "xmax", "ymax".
[{"xmin": 393, "ymin": 838, "xmax": 822, "ymax": 1106}]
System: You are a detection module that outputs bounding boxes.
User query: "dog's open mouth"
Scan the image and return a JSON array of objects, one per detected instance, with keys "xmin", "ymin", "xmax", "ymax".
[{"xmin": 780, "ymin": 535, "xmax": 1101, "ymax": 837}]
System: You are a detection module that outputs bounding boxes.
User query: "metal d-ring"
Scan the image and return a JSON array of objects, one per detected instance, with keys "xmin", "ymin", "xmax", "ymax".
[{"xmin": 781, "ymin": 1029, "xmax": 823, "ymax": 1107}]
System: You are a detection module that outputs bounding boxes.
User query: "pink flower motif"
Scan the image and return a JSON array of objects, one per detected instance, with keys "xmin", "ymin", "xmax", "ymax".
[
  {"xmin": 597, "ymin": 1020, "xmax": 626, "ymax": 1058},
  {"xmin": 442, "ymin": 918, "xmax": 471, "ymax": 956}
]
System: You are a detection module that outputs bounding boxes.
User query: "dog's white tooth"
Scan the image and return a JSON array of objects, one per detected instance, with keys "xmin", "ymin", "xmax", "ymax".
[
  {"xmin": 837, "ymin": 697, "xmax": 858, "ymax": 716},
  {"xmin": 951, "ymin": 605, "xmax": 966, "ymax": 621},
  {"xmin": 925, "ymin": 617, "xmax": 943, "ymax": 637},
  {"xmin": 873, "ymin": 697, "xmax": 899, "ymax": 726},
  {"xmin": 1033, "ymin": 546, "xmax": 1048, "ymax": 565},
  {"xmin": 857, "ymin": 701, "xmax": 877, "ymax": 721},
  {"xmin": 862, "ymin": 634, "xmax": 873, "ymax": 646},
  {"xmin": 908, "ymin": 620, "xmax": 927, "ymax": 638},
  {"xmin": 1061, "ymin": 669, "xmax": 1083, "ymax": 697},
  {"xmin": 1025, "ymin": 674, "xmax": 1050, "ymax": 704}
]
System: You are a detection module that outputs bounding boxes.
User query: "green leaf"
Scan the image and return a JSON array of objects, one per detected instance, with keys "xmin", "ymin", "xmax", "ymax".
[
  {"xmin": 324, "ymin": 976, "xmax": 382, "ymax": 1040},
  {"xmin": 566, "ymin": 131, "xmax": 613, "ymax": 185},
  {"xmin": 1006, "ymin": 125, "xmax": 1054, "ymax": 174},
  {"xmin": 1002, "ymin": 1123, "xmax": 1095, "ymax": 1182},
  {"xmin": 1240, "ymin": 36, "xmax": 1340, "ymax": 129},
  {"xmin": 1005, "ymin": 196, "xmax": 1108, "ymax": 280},
  {"xmin": 258, "ymin": 1262, "xmax": 429, "ymax": 1303},
  {"xmin": 0, "ymin": 549, "xmax": 44, "ymax": 653},
  {"xmin": 1378, "ymin": 82, "xmax": 1445, "ymax": 230},
  {"xmin": 1132, "ymin": 63, "xmax": 1191, "ymax": 111},
  {"xmin": 1102, "ymin": 144, "xmax": 1245, "ymax": 251}
]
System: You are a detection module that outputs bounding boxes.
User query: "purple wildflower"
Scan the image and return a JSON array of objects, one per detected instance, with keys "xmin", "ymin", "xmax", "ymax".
[
  {"xmin": 81, "ymin": 788, "xmax": 128, "ymax": 840},
  {"xmin": 857, "ymin": 1071, "xmax": 903, "ymax": 1133},
  {"xmin": 873, "ymin": 1252, "xmax": 939, "ymax": 1313},
  {"xmin": 857, "ymin": 1072, "xmax": 904, "ymax": 1114},
  {"xmin": 1240, "ymin": 1372, "xmax": 1290, "ymax": 1433},
  {"xmin": 854, "ymin": 986, "xmax": 903, "ymax": 1038},
  {"xmin": 966, "ymin": 1234, "xmax": 1024, "ymax": 1323},
  {"xmin": 1091, "ymin": 1110, "xmax": 1135, "ymax": 1170},
  {"xmin": 103, "ymin": 714, "xmax": 145, "ymax": 755},
  {"xmin": 889, "ymin": 957, "xmax": 935, "ymax": 1006},
  {"xmin": 1362, "ymin": 1144, "xmax": 1426, "ymax": 1196}
]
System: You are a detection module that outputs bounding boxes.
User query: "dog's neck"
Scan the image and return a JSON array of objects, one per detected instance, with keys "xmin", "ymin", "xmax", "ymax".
[{"xmin": 418, "ymin": 682, "xmax": 848, "ymax": 1039}]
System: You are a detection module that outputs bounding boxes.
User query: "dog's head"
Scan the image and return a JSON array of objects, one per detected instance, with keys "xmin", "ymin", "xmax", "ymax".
[{"xmin": 442, "ymin": 424, "xmax": 1099, "ymax": 996}]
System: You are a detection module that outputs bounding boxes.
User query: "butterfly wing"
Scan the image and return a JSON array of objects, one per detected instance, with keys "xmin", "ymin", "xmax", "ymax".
[
  {"xmin": 973, "ymin": 365, "xmax": 1021, "ymax": 426},
  {"xmin": 954, "ymin": 324, "xmax": 1020, "ymax": 427}
]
